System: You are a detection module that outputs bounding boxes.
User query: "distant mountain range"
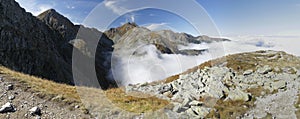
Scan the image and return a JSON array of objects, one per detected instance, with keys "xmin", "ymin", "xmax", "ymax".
[{"xmin": 0, "ymin": 0, "xmax": 229, "ymax": 89}]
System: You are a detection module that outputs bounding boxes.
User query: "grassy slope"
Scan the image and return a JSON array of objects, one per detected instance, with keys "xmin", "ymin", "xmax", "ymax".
[
  {"xmin": 165, "ymin": 50, "xmax": 300, "ymax": 83},
  {"xmin": 1, "ymin": 50, "xmax": 299, "ymax": 117},
  {"xmin": 0, "ymin": 66, "xmax": 169, "ymax": 114}
]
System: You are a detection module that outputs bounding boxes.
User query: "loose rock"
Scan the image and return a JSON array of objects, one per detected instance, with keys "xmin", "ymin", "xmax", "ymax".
[
  {"xmin": 0, "ymin": 102, "xmax": 15, "ymax": 113},
  {"xmin": 8, "ymin": 95, "xmax": 15, "ymax": 100},
  {"xmin": 257, "ymin": 65, "xmax": 272, "ymax": 74},
  {"xmin": 226, "ymin": 88, "xmax": 251, "ymax": 102},
  {"xmin": 6, "ymin": 84, "xmax": 13, "ymax": 90},
  {"xmin": 29, "ymin": 106, "xmax": 41, "ymax": 116},
  {"xmin": 243, "ymin": 69, "xmax": 253, "ymax": 76}
]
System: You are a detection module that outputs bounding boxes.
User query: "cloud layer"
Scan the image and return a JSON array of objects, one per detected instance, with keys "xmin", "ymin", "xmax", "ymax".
[{"xmin": 111, "ymin": 35, "xmax": 300, "ymax": 86}]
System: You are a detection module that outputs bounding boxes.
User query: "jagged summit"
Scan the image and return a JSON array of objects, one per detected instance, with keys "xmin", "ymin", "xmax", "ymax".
[
  {"xmin": 104, "ymin": 22, "xmax": 139, "ymax": 42},
  {"xmin": 37, "ymin": 9, "xmax": 77, "ymax": 41},
  {"xmin": 43, "ymin": 8, "xmax": 56, "ymax": 13},
  {"xmin": 37, "ymin": 8, "xmax": 73, "ymax": 25},
  {"xmin": 38, "ymin": 8, "xmax": 71, "ymax": 22},
  {"xmin": 123, "ymin": 22, "xmax": 138, "ymax": 27}
]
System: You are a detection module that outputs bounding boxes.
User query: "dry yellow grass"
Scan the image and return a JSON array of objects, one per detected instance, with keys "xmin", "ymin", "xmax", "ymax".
[
  {"xmin": 0, "ymin": 66, "xmax": 80, "ymax": 104},
  {"xmin": 206, "ymin": 99, "xmax": 255, "ymax": 119},
  {"xmin": 105, "ymin": 88, "xmax": 169, "ymax": 113},
  {"xmin": 0, "ymin": 66, "xmax": 169, "ymax": 114}
]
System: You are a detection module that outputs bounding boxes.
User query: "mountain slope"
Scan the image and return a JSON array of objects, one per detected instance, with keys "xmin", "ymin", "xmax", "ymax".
[
  {"xmin": 37, "ymin": 8, "xmax": 117, "ymax": 89},
  {"xmin": 0, "ymin": 0, "xmax": 72, "ymax": 84},
  {"xmin": 0, "ymin": 0, "xmax": 116, "ymax": 89},
  {"xmin": 110, "ymin": 23, "xmax": 229, "ymax": 56},
  {"xmin": 0, "ymin": 65, "xmax": 169, "ymax": 118}
]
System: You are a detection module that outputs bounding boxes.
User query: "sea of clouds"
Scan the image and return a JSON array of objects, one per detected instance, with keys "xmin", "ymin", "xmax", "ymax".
[{"xmin": 111, "ymin": 35, "xmax": 300, "ymax": 86}]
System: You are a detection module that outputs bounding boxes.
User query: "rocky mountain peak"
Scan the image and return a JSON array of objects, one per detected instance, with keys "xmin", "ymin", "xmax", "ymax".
[
  {"xmin": 37, "ymin": 8, "xmax": 77, "ymax": 41},
  {"xmin": 104, "ymin": 22, "xmax": 138, "ymax": 42},
  {"xmin": 37, "ymin": 8, "xmax": 73, "ymax": 26},
  {"xmin": 43, "ymin": 8, "xmax": 56, "ymax": 13},
  {"xmin": 122, "ymin": 22, "xmax": 138, "ymax": 28}
]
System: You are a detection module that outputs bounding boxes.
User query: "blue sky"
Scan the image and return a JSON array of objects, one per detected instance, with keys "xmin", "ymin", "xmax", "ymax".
[{"xmin": 16, "ymin": 0, "xmax": 300, "ymax": 37}]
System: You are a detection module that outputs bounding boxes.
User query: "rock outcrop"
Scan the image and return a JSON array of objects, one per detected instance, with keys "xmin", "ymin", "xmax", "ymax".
[
  {"xmin": 125, "ymin": 50, "xmax": 300, "ymax": 118},
  {"xmin": 0, "ymin": 102, "xmax": 15, "ymax": 113}
]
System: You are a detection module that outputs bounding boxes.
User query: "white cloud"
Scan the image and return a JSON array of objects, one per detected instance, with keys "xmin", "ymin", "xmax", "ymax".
[
  {"xmin": 16, "ymin": 0, "xmax": 54, "ymax": 16},
  {"xmin": 143, "ymin": 23, "xmax": 176, "ymax": 31},
  {"xmin": 112, "ymin": 35, "xmax": 300, "ymax": 86},
  {"xmin": 111, "ymin": 45, "xmax": 212, "ymax": 85},
  {"xmin": 103, "ymin": 0, "xmax": 128, "ymax": 15},
  {"xmin": 227, "ymin": 35, "xmax": 300, "ymax": 56}
]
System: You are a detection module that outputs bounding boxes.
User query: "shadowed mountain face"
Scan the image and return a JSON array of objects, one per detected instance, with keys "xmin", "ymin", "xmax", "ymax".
[
  {"xmin": 0, "ymin": 0, "xmax": 116, "ymax": 89},
  {"xmin": 0, "ymin": 0, "xmax": 72, "ymax": 84},
  {"xmin": 36, "ymin": 4, "xmax": 118, "ymax": 89}
]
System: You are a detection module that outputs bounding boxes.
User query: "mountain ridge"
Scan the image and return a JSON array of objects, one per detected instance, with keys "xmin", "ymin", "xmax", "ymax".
[{"xmin": 1, "ymin": 0, "xmax": 229, "ymax": 89}]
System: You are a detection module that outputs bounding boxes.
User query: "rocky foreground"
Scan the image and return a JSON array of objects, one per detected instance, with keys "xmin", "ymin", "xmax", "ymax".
[
  {"xmin": 126, "ymin": 50, "xmax": 300, "ymax": 118},
  {"xmin": 0, "ymin": 71, "xmax": 91, "ymax": 118},
  {"xmin": 1, "ymin": 50, "xmax": 300, "ymax": 119}
]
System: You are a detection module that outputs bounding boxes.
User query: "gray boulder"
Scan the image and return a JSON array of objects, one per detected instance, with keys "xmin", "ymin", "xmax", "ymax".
[
  {"xmin": 0, "ymin": 102, "xmax": 15, "ymax": 113},
  {"xmin": 271, "ymin": 80, "xmax": 286, "ymax": 90},
  {"xmin": 226, "ymin": 88, "xmax": 251, "ymax": 102},
  {"xmin": 6, "ymin": 84, "xmax": 13, "ymax": 90},
  {"xmin": 29, "ymin": 106, "xmax": 42, "ymax": 116},
  {"xmin": 257, "ymin": 65, "xmax": 272, "ymax": 74},
  {"xmin": 243, "ymin": 69, "xmax": 253, "ymax": 76},
  {"xmin": 186, "ymin": 106, "xmax": 210, "ymax": 118}
]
